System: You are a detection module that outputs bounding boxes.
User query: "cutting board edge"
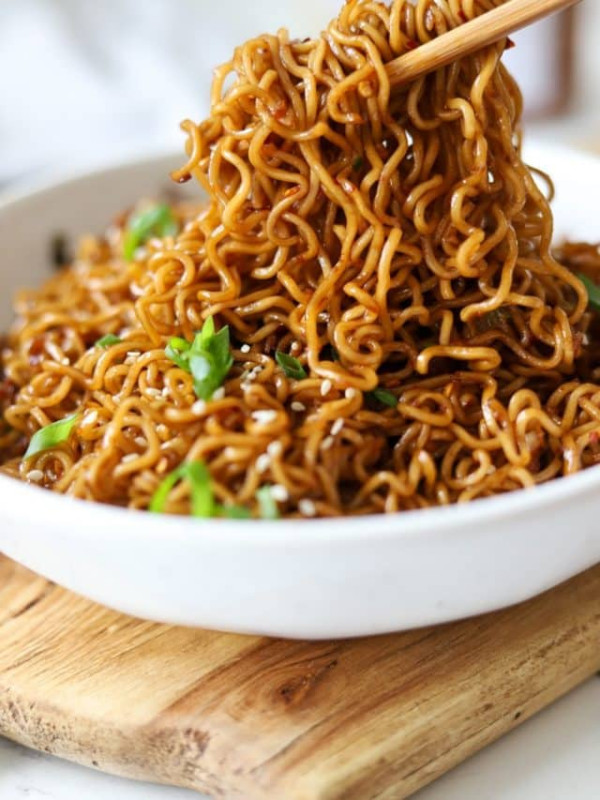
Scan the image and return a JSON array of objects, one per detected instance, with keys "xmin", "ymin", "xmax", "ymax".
[{"xmin": 0, "ymin": 558, "xmax": 599, "ymax": 800}]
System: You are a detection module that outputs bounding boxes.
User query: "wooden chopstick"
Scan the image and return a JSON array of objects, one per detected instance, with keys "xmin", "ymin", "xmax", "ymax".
[{"xmin": 386, "ymin": 0, "xmax": 581, "ymax": 87}]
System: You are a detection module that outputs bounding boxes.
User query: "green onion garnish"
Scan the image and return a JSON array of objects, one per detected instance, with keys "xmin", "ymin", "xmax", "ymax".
[
  {"xmin": 165, "ymin": 317, "xmax": 234, "ymax": 400},
  {"xmin": 164, "ymin": 336, "xmax": 191, "ymax": 371},
  {"xmin": 150, "ymin": 460, "xmax": 258, "ymax": 520},
  {"xmin": 577, "ymin": 272, "xmax": 600, "ymax": 313},
  {"xmin": 275, "ymin": 351, "xmax": 307, "ymax": 380},
  {"xmin": 221, "ymin": 504, "xmax": 253, "ymax": 519},
  {"xmin": 150, "ymin": 460, "xmax": 215, "ymax": 517},
  {"xmin": 123, "ymin": 203, "xmax": 178, "ymax": 261},
  {"xmin": 96, "ymin": 334, "xmax": 122, "ymax": 349},
  {"xmin": 256, "ymin": 485, "xmax": 281, "ymax": 520},
  {"xmin": 24, "ymin": 413, "xmax": 79, "ymax": 460},
  {"xmin": 368, "ymin": 388, "xmax": 397, "ymax": 408}
]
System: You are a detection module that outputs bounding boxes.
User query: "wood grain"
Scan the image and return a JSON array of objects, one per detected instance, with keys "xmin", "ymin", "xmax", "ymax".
[
  {"xmin": 386, "ymin": 0, "xmax": 581, "ymax": 87},
  {"xmin": 0, "ymin": 555, "xmax": 598, "ymax": 800}
]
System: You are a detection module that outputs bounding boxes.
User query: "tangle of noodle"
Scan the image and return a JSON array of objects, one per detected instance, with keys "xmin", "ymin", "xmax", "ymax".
[{"xmin": 2, "ymin": 0, "xmax": 600, "ymax": 519}]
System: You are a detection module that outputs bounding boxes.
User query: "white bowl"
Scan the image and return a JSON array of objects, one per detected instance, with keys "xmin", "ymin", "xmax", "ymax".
[{"xmin": 0, "ymin": 143, "xmax": 599, "ymax": 639}]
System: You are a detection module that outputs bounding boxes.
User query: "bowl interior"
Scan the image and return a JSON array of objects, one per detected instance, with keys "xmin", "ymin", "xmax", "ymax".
[{"xmin": 0, "ymin": 153, "xmax": 197, "ymax": 327}]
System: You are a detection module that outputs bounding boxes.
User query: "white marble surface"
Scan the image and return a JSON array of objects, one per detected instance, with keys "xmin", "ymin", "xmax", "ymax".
[{"xmin": 1, "ymin": 677, "xmax": 598, "ymax": 800}]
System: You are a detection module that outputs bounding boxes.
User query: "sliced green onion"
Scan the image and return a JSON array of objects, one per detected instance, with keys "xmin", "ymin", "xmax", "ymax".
[
  {"xmin": 24, "ymin": 413, "xmax": 79, "ymax": 460},
  {"xmin": 95, "ymin": 334, "xmax": 122, "ymax": 349},
  {"xmin": 192, "ymin": 323, "xmax": 233, "ymax": 400},
  {"xmin": 150, "ymin": 460, "xmax": 215, "ymax": 517},
  {"xmin": 194, "ymin": 314, "xmax": 216, "ymax": 349},
  {"xmin": 221, "ymin": 504, "xmax": 252, "ymax": 519},
  {"xmin": 185, "ymin": 461, "xmax": 215, "ymax": 517},
  {"xmin": 165, "ymin": 318, "xmax": 233, "ymax": 400},
  {"xmin": 150, "ymin": 460, "xmax": 257, "ymax": 519},
  {"xmin": 123, "ymin": 203, "xmax": 178, "ymax": 261},
  {"xmin": 189, "ymin": 352, "xmax": 214, "ymax": 397},
  {"xmin": 368, "ymin": 388, "xmax": 397, "ymax": 408},
  {"xmin": 577, "ymin": 272, "xmax": 600, "ymax": 313},
  {"xmin": 150, "ymin": 464, "xmax": 187, "ymax": 514},
  {"xmin": 256, "ymin": 485, "xmax": 280, "ymax": 520},
  {"xmin": 275, "ymin": 351, "xmax": 307, "ymax": 380},
  {"xmin": 165, "ymin": 336, "xmax": 192, "ymax": 371}
]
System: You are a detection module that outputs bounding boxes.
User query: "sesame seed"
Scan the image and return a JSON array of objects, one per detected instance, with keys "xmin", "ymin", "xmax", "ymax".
[
  {"xmin": 192, "ymin": 400, "xmax": 207, "ymax": 414},
  {"xmin": 525, "ymin": 431, "xmax": 538, "ymax": 449},
  {"xmin": 122, "ymin": 453, "xmax": 138, "ymax": 464},
  {"xmin": 290, "ymin": 341, "xmax": 302, "ymax": 353},
  {"xmin": 256, "ymin": 453, "xmax": 271, "ymax": 473},
  {"xmin": 271, "ymin": 484, "xmax": 289, "ymax": 502},
  {"xmin": 299, "ymin": 499, "xmax": 316, "ymax": 517},
  {"xmin": 583, "ymin": 333, "xmax": 590, "ymax": 345},
  {"xmin": 212, "ymin": 387, "xmax": 226, "ymax": 400},
  {"xmin": 252, "ymin": 409, "xmax": 277, "ymax": 424},
  {"xmin": 267, "ymin": 440, "xmax": 283, "ymax": 457},
  {"xmin": 240, "ymin": 344, "xmax": 251, "ymax": 353},
  {"xmin": 321, "ymin": 435, "xmax": 335, "ymax": 450},
  {"xmin": 331, "ymin": 419, "xmax": 344, "ymax": 435},
  {"xmin": 162, "ymin": 387, "xmax": 170, "ymax": 397},
  {"xmin": 81, "ymin": 410, "xmax": 99, "ymax": 428},
  {"xmin": 146, "ymin": 388, "xmax": 163, "ymax": 399},
  {"xmin": 291, "ymin": 401, "xmax": 306, "ymax": 412},
  {"xmin": 345, "ymin": 387, "xmax": 358, "ymax": 399},
  {"xmin": 27, "ymin": 470, "xmax": 44, "ymax": 483},
  {"xmin": 135, "ymin": 436, "xmax": 146, "ymax": 447},
  {"xmin": 127, "ymin": 351, "xmax": 141, "ymax": 359},
  {"xmin": 61, "ymin": 357, "xmax": 70, "ymax": 366},
  {"xmin": 321, "ymin": 379, "xmax": 332, "ymax": 396}
]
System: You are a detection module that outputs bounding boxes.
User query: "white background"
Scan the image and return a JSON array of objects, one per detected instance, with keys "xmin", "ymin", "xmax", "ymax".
[
  {"xmin": 1, "ymin": 0, "xmax": 600, "ymax": 185},
  {"xmin": 1, "ymin": 1, "xmax": 599, "ymax": 798}
]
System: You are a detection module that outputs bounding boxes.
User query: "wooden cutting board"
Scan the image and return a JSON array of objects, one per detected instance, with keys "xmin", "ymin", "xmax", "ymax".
[{"xmin": 0, "ymin": 555, "xmax": 599, "ymax": 800}]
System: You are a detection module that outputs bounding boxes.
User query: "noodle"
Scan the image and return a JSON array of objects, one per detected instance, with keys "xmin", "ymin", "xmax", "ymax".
[{"xmin": 2, "ymin": 0, "xmax": 600, "ymax": 519}]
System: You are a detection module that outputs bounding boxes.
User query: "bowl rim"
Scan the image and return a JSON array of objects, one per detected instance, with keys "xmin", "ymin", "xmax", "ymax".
[
  {"xmin": 0, "ymin": 147, "xmax": 180, "ymax": 209},
  {"xmin": 1, "ymin": 458, "xmax": 600, "ymax": 546},
  {"xmin": 2, "ymin": 141, "xmax": 600, "ymax": 547}
]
